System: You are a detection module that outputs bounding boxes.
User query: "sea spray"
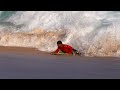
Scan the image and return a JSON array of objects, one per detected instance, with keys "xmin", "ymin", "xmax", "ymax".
[{"xmin": 0, "ymin": 11, "xmax": 120, "ymax": 56}]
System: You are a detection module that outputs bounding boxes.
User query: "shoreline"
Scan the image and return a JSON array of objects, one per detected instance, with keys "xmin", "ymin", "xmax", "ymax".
[
  {"xmin": 0, "ymin": 46, "xmax": 120, "ymax": 79},
  {"xmin": 0, "ymin": 45, "xmax": 119, "ymax": 59},
  {"xmin": 0, "ymin": 46, "xmax": 119, "ymax": 58},
  {"xmin": 0, "ymin": 46, "xmax": 49, "ymax": 56}
]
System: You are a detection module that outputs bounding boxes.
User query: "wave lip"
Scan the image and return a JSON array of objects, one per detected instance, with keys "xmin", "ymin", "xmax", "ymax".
[
  {"xmin": 0, "ymin": 28, "xmax": 66, "ymax": 52},
  {"xmin": 0, "ymin": 11, "xmax": 120, "ymax": 57}
]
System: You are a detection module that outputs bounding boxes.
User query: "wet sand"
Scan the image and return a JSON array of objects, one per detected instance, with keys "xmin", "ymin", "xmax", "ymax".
[{"xmin": 0, "ymin": 46, "xmax": 120, "ymax": 79}]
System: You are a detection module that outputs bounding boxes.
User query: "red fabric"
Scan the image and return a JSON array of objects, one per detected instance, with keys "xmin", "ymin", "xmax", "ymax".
[{"xmin": 54, "ymin": 44, "xmax": 73, "ymax": 54}]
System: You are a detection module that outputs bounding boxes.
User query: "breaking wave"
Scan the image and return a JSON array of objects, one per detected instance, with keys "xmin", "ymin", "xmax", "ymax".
[{"xmin": 0, "ymin": 11, "xmax": 120, "ymax": 57}]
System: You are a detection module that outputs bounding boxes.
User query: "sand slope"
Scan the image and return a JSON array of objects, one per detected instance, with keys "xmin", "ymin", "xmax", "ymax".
[{"xmin": 0, "ymin": 46, "xmax": 120, "ymax": 79}]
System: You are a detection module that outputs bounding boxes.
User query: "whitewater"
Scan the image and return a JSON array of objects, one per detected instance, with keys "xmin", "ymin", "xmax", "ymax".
[{"xmin": 0, "ymin": 11, "xmax": 120, "ymax": 57}]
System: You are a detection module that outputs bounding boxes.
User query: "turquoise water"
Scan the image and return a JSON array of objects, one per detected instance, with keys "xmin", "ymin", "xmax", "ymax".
[
  {"xmin": 0, "ymin": 11, "xmax": 16, "ymax": 21},
  {"xmin": 0, "ymin": 11, "xmax": 120, "ymax": 56},
  {"xmin": 0, "ymin": 11, "xmax": 120, "ymax": 33}
]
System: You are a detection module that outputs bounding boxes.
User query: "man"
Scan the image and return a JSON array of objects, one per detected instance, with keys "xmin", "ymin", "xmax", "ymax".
[{"xmin": 53, "ymin": 41, "xmax": 81, "ymax": 55}]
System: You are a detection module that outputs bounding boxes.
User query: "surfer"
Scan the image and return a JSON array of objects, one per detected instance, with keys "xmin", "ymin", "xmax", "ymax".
[{"xmin": 52, "ymin": 41, "xmax": 81, "ymax": 55}]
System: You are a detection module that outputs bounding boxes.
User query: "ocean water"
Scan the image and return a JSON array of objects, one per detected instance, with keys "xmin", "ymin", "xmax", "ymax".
[{"xmin": 0, "ymin": 11, "xmax": 120, "ymax": 57}]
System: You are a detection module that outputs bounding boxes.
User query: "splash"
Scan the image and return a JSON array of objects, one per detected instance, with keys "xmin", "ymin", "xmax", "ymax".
[
  {"xmin": 0, "ymin": 28, "xmax": 66, "ymax": 51},
  {"xmin": 0, "ymin": 11, "xmax": 120, "ymax": 57}
]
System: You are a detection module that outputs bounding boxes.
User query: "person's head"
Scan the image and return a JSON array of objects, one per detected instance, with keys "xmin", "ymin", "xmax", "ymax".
[{"xmin": 57, "ymin": 41, "xmax": 63, "ymax": 47}]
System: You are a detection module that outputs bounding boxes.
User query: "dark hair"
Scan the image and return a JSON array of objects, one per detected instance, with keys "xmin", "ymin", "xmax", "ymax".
[{"xmin": 57, "ymin": 41, "xmax": 62, "ymax": 44}]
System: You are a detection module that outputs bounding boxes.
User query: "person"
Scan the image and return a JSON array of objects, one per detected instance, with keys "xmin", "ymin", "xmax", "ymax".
[{"xmin": 52, "ymin": 41, "xmax": 81, "ymax": 55}]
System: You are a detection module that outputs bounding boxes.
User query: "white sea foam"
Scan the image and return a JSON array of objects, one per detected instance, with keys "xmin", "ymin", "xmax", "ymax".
[{"xmin": 0, "ymin": 11, "xmax": 120, "ymax": 56}]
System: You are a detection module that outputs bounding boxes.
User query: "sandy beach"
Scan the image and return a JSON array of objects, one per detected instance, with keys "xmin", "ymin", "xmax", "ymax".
[{"xmin": 0, "ymin": 46, "xmax": 120, "ymax": 79}]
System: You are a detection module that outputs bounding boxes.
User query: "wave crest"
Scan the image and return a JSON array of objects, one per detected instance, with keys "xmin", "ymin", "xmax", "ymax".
[{"xmin": 0, "ymin": 28, "xmax": 66, "ymax": 51}]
